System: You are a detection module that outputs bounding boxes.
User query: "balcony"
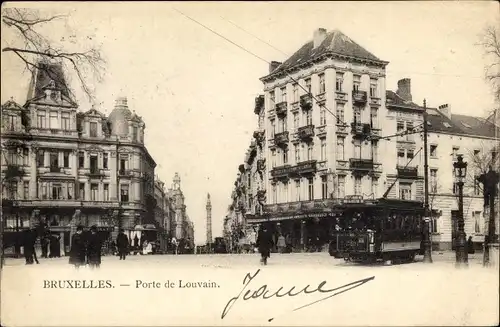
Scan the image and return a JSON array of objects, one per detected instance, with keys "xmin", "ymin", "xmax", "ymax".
[
  {"xmin": 275, "ymin": 101, "xmax": 288, "ymax": 116},
  {"xmin": 352, "ymin": 90, "xmax": 368, "ymax": 105},
  {"xmin": 397, "ymin": 166, "xmax": 418, "ymax": 178},
  {"xmin": 87, "ymin": 168, "xmax": 105, "ymax": 178},
  {"xmin": 253, "ymin": 130, "xmax": 265, "ymax": 145},
  {"xmin": 118, "ymin": 169, "xmax": 133, "ymax": 177},
  {"xmin": 257, "ymin": 158, "xmax": 266, "ymax": 172},
  {"xmin": 300, "ymin": 94, "xmax": 313, "ymax": 110},
  {"xmin": 270, "ymin": 160, "xmax": 317, "ymax": 179},
  {"xmin": 349, "ymin": 158, "xmax": 374, "ymax": 171},
  {"xmin": 335, "ymin": 92, "xmax": 348, "ymax": 103},
  {"xmin": 49, "ymin": 166, "xmax": 61, "ymax": 173},
  {"xmin": 336, "ymin": 123, "xmax": 349, "ymax": 135},
  {"xmin": 254, "ymin": 95, "xmax": 264, "ymax": 115},
  {"xmin": 297, "ymin": 125, "xmax": 315, "ymax": 140},
  {"xmin": 274, "ymin": 131, "xmax": 289, "ymax": 147},
  {"xmin": 351, "ymin": 122, "xmax": 372, "ymax": 137},
  {"xmin": 369, "ymin": 97, "xmax": 381, "ymax": 107}
]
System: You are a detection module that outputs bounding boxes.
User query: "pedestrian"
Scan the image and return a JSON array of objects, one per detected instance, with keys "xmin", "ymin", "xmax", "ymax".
[
  {"xmin": 256, "ymin": 226, "xmax": 273, "ymax": 265},
  {"xmin": 23, "ymin": 229, "xmax": 39, "ymax": 265},
  {"xmin": 69, "ymin": 225, "xmax": 86, "ymax": 269},
  {"xmin": 277, "ymin": 234, "xmax": 286, "ymax": 253},
  {"xmin": 87, "ymin": 225, "xmax": 102, "ymax": 269},
  {"xmin": 116, "ymin": 229, "xmax": 129, "ymax": 260},
  {"xmin": 49, "ymin": 234, "xmax": 61, "ymax": 258},
  {"xmin": 41, "ymin": 234, "xmax": 49, "ymax": 258},
  {"xmin": 467, "ymin": 236, "xmax": 475, "ymax": 254}
]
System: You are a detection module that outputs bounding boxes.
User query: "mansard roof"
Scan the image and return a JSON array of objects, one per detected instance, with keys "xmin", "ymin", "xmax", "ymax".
[
  {"xmin": 426, "ymin": 108, "xmax": 499, "ymax": 138},
  {"xmin": 385, "ymin": 90, "xmax": 422, "ymax": 110}
]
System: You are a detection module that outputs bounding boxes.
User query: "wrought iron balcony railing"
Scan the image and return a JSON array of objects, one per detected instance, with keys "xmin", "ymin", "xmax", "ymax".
[
  {"xmin": 274, "ymin": 131, "xmax": 289, "ymax": 147},
  {"xmin": 352, "ymin": 90, "xmax": 368, "ymax": 104},
  {"xmin": 297, "ymin": 124, "xmax": 315, "ymax": 140},
  {"xmin": 349, "ymin": 158, "xmax": 374, "ymax": 171},
  {"xmin": 270, "ymin": 160, "xmax": 317, "ymax": 178},
  {"xmin": 275, "ymin": 101, "xmax": 288, "ymax": 116},
  {"xmin": 254, "ymin": 95, "xmax": 264, "ymax": 115},
  {"xmin": 396, "ymin": 165, "xmax": 418, "ymax": 178},
  {"xmin": 300, "ymin": 94, "xmax": 313, "ymax": 110}
]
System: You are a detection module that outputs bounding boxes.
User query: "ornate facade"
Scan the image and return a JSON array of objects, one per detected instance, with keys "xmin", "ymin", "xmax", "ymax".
[{"xmin": 1, "ymin": 61, "xmax": 156, "ymax": 255}]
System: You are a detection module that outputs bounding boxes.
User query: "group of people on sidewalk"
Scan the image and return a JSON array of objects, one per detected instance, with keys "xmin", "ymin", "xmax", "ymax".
[{"xmin": 68, "ymin": 225, "xmax": 103, "ymax": 269}]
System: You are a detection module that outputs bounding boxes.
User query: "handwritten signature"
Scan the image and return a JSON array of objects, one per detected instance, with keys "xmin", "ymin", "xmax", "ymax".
[{"xmin": 221, "ymin": 269, "xmax": 375, "ymax": 322}]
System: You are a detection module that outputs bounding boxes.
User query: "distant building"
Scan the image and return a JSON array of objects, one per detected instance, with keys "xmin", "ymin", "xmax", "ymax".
[
  {"xmin": 165, "ymin": 172, "xmax": 194, "ymax": 246},
  {"xmin": 1, "ymin": 60, "xmax": 156, "ymax": 254}
]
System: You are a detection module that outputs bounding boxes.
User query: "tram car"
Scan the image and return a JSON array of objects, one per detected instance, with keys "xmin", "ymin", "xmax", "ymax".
[{"xmin": 328, "ymin": 198, "xmax": 426, "ymax": 263}]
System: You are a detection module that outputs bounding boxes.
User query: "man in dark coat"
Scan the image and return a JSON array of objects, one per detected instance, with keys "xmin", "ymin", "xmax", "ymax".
[
  {"xmin": 116, "ymin": 229, "xmax": 129, "ymax": 260},
  {"xmin": 87, "ymin": 225, "xmax": 102, "ymax": 269},
  {"xmin": 23, "ymin": 229, "xmax": 39, "ymax": 264},
  {"xmin": 69, "ymin": 225, "xmax": 86, "ymax": 269},
  {"xmin": 256, "ymin": 226, "xmax": 273, "ymax": 265},
  {"xmin": 41, "ymin": 234, "xmax": 49, "ymax": 258},
  {"xmin": 50, "ymin": 235, "xmax": 61, "ymax": 258}
]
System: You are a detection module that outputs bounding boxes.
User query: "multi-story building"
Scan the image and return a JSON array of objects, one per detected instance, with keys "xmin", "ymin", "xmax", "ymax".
[
  {"xmin": 165, "ymin": 172, "xmax": 193, "ymax": 246},
  {"xmin": 1, "ymin": 60, "xmax": 156, "ymax": 255},
  {"xmin": 240, "ymin": 27, "xmax": 499, "ymax": 252}
]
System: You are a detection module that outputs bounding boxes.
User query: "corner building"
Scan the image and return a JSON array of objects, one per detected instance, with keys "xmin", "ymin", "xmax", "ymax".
[{"xmin": 249, "ymin": 28, "xmax": 428, "ymax": 251}]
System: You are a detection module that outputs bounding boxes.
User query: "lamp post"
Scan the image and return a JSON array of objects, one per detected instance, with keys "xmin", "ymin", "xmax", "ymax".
[
  {"xmin": 453, "ymin": 154, "xmax": 468, "ymax": 266},
  {"xmin": 477, "ymin": 166, "xmax": 500, "ymax": 266},
  {"xmin": 422, "ymin": 99, "xmax": 433, "ymax": 263}
]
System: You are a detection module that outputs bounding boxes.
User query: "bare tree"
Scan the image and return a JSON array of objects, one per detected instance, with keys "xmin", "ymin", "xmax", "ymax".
[
  {"xmin": 2, "ymin": 8, "xmax": 105, "ymax": 102},
  {"xmin": 478, "ymin": 25, "xmax": 500, "ymax": 106}
]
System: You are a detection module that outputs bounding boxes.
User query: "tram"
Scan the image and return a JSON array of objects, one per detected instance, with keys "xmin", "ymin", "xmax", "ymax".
[{"xmin": 328, "ymin": 198, "xmax": 425, "ymax": 263}]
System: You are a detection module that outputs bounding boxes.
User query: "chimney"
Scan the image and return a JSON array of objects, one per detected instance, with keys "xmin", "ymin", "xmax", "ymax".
[
  {"xmin": 438, "ymin": 104, "xmax": 452, "ymax": 120},
  {"xmin": 396, "ymin": 78, "xmax": 412, "ymax": 102},
  {"xmin": 114, "ymin": 96, "xmax": 128, "ymax": 110},
  {"xmin": 313, "ymin": 28, "xmax": 327, "ymax": 49},
  {"xmin": 269, "ymin": 61, "xmax": 282, "ymax": 73}
]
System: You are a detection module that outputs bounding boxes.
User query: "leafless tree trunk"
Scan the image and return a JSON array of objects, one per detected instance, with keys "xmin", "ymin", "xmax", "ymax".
[
  {"xmin": 2, "ymin": 8, "xmax": 105, "ymax": 102},
  {"xmin": 478, "ymin": 25, "xmax": 500, "ymax": 106}
]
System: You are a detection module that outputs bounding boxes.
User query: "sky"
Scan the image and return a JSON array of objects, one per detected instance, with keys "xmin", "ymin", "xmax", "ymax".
[{"xmin": 1, "ymin": 1, "xmax": 499, "ymax": 244}]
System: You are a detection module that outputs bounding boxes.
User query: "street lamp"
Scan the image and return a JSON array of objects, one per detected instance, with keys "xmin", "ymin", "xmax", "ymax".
[{"xmin": 453, "ymin": 154, "xmax": 468, "ymax": 266}]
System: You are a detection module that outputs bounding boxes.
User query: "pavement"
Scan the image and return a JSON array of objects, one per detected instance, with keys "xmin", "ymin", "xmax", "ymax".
[{"xmin": 1, "ymin": 252, "xmax": 499, "ymax": 326}]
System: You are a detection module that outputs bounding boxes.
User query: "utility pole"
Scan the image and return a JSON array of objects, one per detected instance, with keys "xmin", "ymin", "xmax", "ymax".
[{"xmin": 422, "ymin": 99, "xmax": 433, "ymax": 263}]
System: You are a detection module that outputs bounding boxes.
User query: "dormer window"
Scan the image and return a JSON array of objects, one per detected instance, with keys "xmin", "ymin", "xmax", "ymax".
[
  {"xmin": 132, "ymin": 126, "xmax": 138, "ymax": 142},
  {"xmin": 90, "ymin": 122, "xmax": 98, "ymax": 137},
  {"xmin": 50, "ymin": 91, "xmax": 58, "ymax": 101}
]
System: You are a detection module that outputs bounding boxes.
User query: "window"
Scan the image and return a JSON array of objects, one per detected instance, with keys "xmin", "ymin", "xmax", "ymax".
[
  {"xmin": 430, "ymin": 145, "xmax": 437, "ymax": 158},
  {"xmin": 7, "ymin": 115, "xmax": 15, "ymax": 131},
  {"xmin": 431, "ymin": 218, "xmax": 438, "ymax": 234},
  {"xmin": 320, "ymin": 138, "xmax": 326, "ymax": 161},
  {"xmin": 90, "ymin": 155, "xmax": 98, "ymax": 173},
  {"xmin": 61, "ymin": 112, "xmax": 70, "ymax": 130},
  {"xmin": 292, "ymin": 83, "xmax": 299, "ymax": 102},
  {"xmin": 40, "ymin": 181, "xmax": 48, "ymax": 199},
  {"xmin": 397, "ymin": 150, "xmax": 405, "ymax": 166},
  {"xmin": 353, "ymin": 107, "xmax": 361, "ymax": 124},
  {"xmin": 473, "ymin": 211, "xmax": 482, "ymax": 233},
  {"xmin": 305, "ymin": 110, "xmax": 312, "ymax": 125},
  {"xmin": 37, "ymin": 110, "xmax": 46, "ymax": 129},
  {"xmin": 270, "ymin": 119, "xmax": 275, "ymax": 138},
  {"xmin": 37, "ymin": 150, "xmax": 44, "ymax": 167},
  {"xmin": 354, "ymin": 139, "xmax": 361, "ymax": 159},
  {"xmin": 271, "ymin": 150, "xmax": 276, "ymax": 168},
  {"xmin": 407, "ymin": 150, "xmax": 414, "ymax": 165},
  {"xmin": 370, "ymin": 108, "xmax": 378, "ymax": 128},
  {"xmin": 67, "ymin": 183, "xmax": 73, "ymax": 199},
  {"xmin": 337, "ymin": 137, "xmax": 345, "ymax": 160},
  {"xmin": 452, "ymin": 147, "xmax": 459, "ymax": 160},
  {"xmin": 397, "ymin": 121, "xmax": 405, "ymax": 136},
  {"xmin": 51, "ymin": 183, "xmax": 62, "ymax": 200},
  {"xmin": 278, "ymin": 117, "xmax": 287, "ymax": 133},
  {"xmin": 272, "ymin": 184, "xmax": 277, "ymax": 203},
  {"xmin": 294, "ymin": 144, "xmax": 300, "ymax": 163},
  {"xmin": 321, "ymin": 175, "xmax": 328, "ymax": 199},
  {"xmin": 132, "ymin": 126, "xmax": 138, "ymax": 141},
  {"xmin": 295, "ymin": 180, "xmax": 301, "ymax": 201},
  {"xmin": 399, "ymin": 183, "xmax": 412, "ymax": 200},
  {"xmin": 293, "ymin": 112, "xmax": 299, "ymax": 129},
  {"xmin": 78, "ymin": 183, "xmax": 85, "ymax": 200},
  {"xmin": 49, "ymin": 111, "xmax": 59, "ymax": 129},
  {"xmin": 337, "ymin": 176, "xmax": 345, "ymax": 198},
  {"xmin": 319, "ymin": 73, "xmax": 325, "ymax": 93},
  {"xmin": 63, "ymin": 151, "xmax": 70, "ymax": 168},
  {"xmin": 283, "ymin": 148, "xmax": 289, "ymax": 164},
  {"xmin": 120, "ymin": 184, "xmax": 129, "ymax": 202},
  {"xmin": 371, "ymin": 142, "xmax": 378, "ymax": 162},
  {"xmin": 78, "ymin": 152, "xmax": 85, "ymax": 168},
  {"xmin": 353, "ymin": 75, "xmax": 361, "ymax": 91},
  {"xmin": 370, "ymin": 78, "xmax": 378, "ymax": 97},
  {"xmin": 371, "ymin": 177, "xmax": 378, "ymax": 198},
  {"xmin": 7, "ymin": 181, "xmax": 18, "ymax": 199},
  {"xmin": 90, "ymin": 122, "xmax": 98, "ymax": 137},
  {"xmin": 6, "ymin": 148, "xmax": 16, "ymax": 165},
  {"xmin": 320, "ymin": 109, "xmax": 326, "ymax": 125},
  {"xmin": 336, "ymin": 73, "xmax": 343, "ymax": 92},
  {"xmin": 430, "ymin": 169, "xmax": 438, "ymax": 193},
  {"xmin": 336, "ymin": 104, "xmax": 344, "ymax": 124},
  {"xmin": 22, "ymin": 148, "xmax": 29, "ymax": 166},
  {"xmin": 50, "ymin": 152, "xmax": 59, "ymax": 168},
  {"xmin": 474, "ymin": 175, "xmax": 481, "ymax": 195},
  {"xmin": 23, "ymin": 181, "xmax": 29, "ymax": 200},
  {"xmin": 280, "ymin": 87, "xmax": 287, "ymax": 102},
  {"xmin": 305, "ymin": 78, "xmax": 311, "ymax": 93},
  {"xmin": 283, "ymin": 181, "xmax": 288, "ymax": 203},
  {"xmin": 354, "ymin": 177, "xmax": 362, "ymax": 195},
  {"xmin": 406, "ymin": 122, "xmax": 414, "ymax": 141},
  {"xmin": 269, "ymin": 91, "xmax": 275, "ymax": 106},
  {"xmin": 103, "ymin": 153, "xmax": 108, "ymax": 169},
  {"xmin": 307, "ymin": 143, "xmax": 313, "ymax": 160},
  {"xmin": 307, "ymin": 177, "xmax": 314, "ymax": 200},
  {"xmin": 90, "ymin": 184, "xmax": 98, "ymax": 201}
]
